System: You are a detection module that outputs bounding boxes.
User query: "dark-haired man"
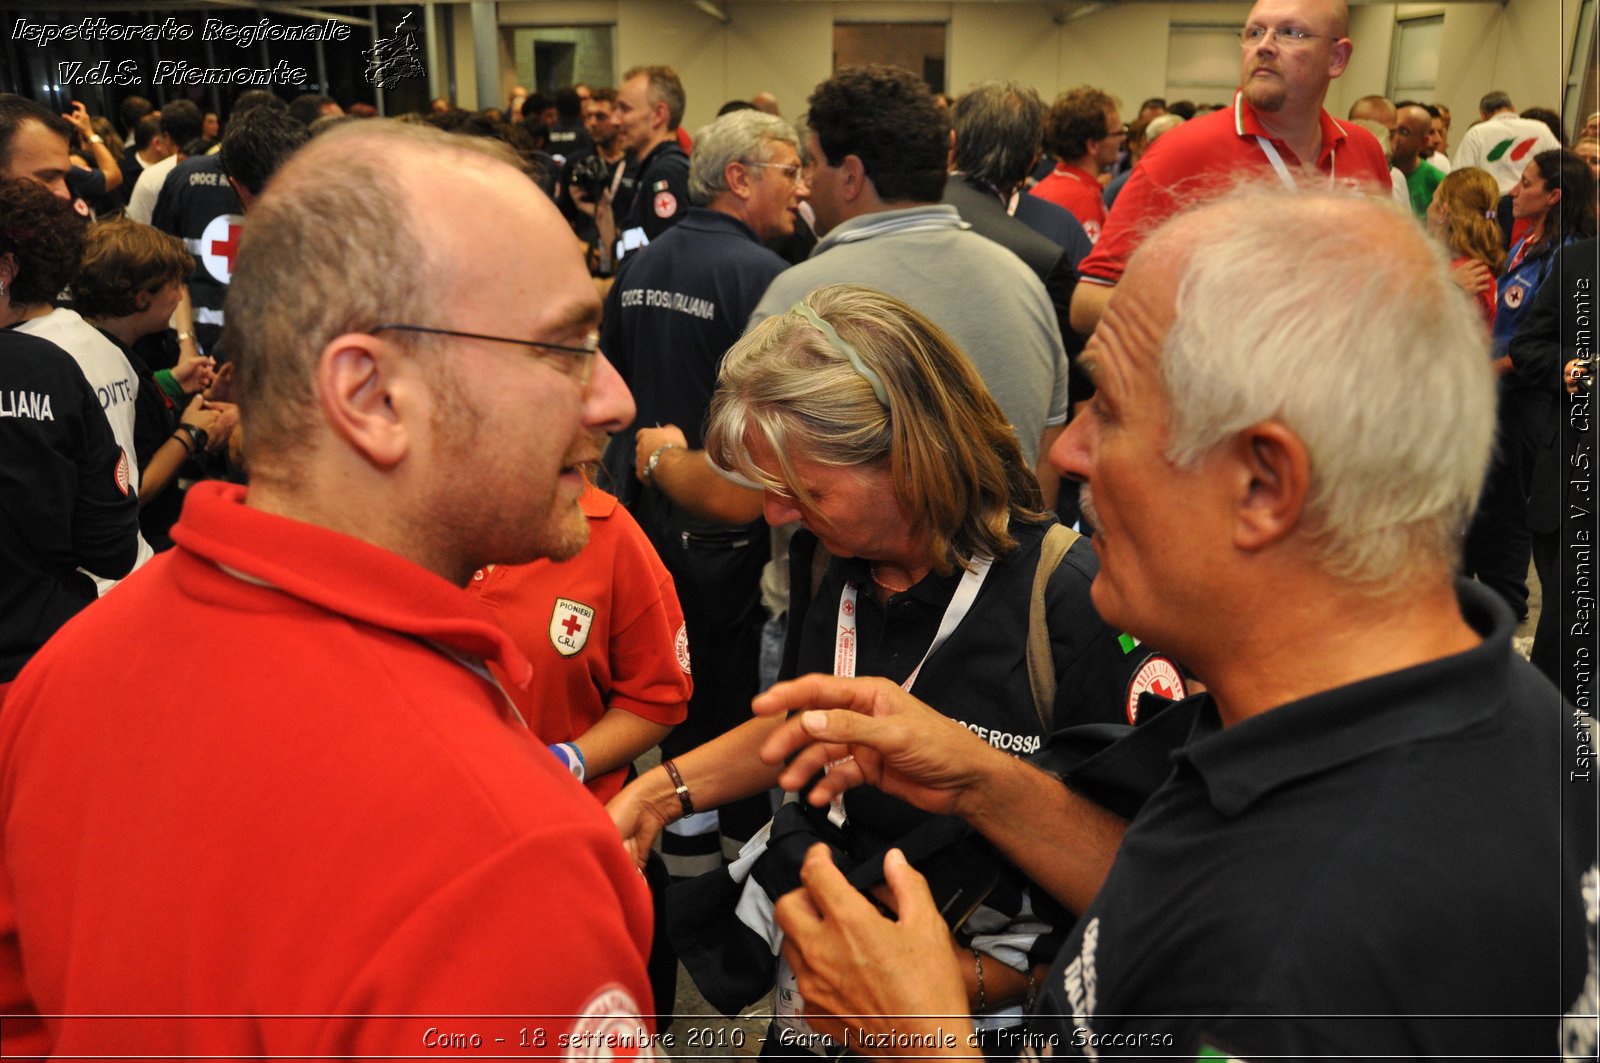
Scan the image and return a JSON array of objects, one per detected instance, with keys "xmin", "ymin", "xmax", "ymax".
[
  {"xmin": 153, "ymin": 92, "xmax": 289, "ymax": 355},
  {"xmin": 752, "ymin": 65, "xmax": 1068, "ymax": 476},
  {"xmin": 0, "ymin": 94, "xmax": 73, "ymax": 200},
  {"xmin": 126, "ymin": 99, "xmax": 201, "ymax": 224}
]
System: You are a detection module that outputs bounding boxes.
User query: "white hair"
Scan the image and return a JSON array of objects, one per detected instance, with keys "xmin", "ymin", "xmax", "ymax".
[
  {"xmin": 687, "ymin": 110, "xmax": 799, "ymax": 207},
  {"xmin": 1154, "ymin": 185, "xmax": 1496, "ymax": 586}
]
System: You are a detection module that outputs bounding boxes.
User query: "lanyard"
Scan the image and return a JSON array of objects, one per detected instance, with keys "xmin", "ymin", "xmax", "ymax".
[
  {"xmin": 1254, "ymin": 135, "xmax": 1336, "ymax": 191},
  {"xmin": 827, "ymin": 557, "xmax": 992, "ymax": 826},
  {"xmin": 833, "ymin": 556, "xmax": 992, "ymax": 688}
]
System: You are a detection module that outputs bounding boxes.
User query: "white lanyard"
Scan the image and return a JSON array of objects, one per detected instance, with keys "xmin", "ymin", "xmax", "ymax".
[
  {"xmin": 833, "ymin": 556, "xmax": 992, "ymax": 688},
  {"xmin": 827, "ymin": 557, "xmax": 992, "ymax": 826},
  {"xmin": 1254, "ymin": 135, "xmax": 1336, "ymax": 191}
]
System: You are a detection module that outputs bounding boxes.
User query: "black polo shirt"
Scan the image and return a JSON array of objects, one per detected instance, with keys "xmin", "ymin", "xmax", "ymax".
[
  {"xmin": 613, "ymin": 140, "xmax": 689, "ymax": 265},
  {"xmin": 1026, "ymin": 580, "xmax": 1595, "ymax": 1060}
]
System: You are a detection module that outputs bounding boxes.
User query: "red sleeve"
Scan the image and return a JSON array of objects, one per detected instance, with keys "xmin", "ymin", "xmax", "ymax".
[
  {"xmin": 1078, "ymin": 150, "xmax": 1182, "ymax": 286},
  {"xmin": 602, "ymin": 503, "xmax": 691, "ymax": 729}
]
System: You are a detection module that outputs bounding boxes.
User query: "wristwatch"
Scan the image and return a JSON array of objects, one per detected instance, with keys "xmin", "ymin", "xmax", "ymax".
[
  {"xmin": 173, "ymin": 423, "xmax": 209, "ymax": 454},
  {"xmin": 643, "ymin": 442, "xmax": 681, "ymax": 484}
]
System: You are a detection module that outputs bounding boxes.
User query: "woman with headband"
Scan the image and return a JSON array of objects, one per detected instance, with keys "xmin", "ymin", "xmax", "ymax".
[{"xmin": 608, "ymin": 284, "xmax": 1173, "ymax": 1054}]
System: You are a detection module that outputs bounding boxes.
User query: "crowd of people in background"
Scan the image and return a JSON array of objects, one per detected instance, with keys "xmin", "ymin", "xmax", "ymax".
[{"xmin": 0, "ymin": 0, "xmax": 1595, "ymax": 1054}]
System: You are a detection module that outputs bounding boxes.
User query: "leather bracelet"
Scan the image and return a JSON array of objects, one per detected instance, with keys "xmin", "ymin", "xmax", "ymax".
[
  {"xmin": 170, "ymin": 429, "xmax": 196, "ymax": 456},
  {"xmin": 662, "ymin": 759, "xmax": 694, "ymax": 818},
  {"xmin": 972, "ymin": 948, "xmax": 987, "ymax": 1012}
]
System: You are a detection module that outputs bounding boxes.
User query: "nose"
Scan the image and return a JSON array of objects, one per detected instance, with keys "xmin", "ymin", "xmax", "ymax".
[
  {"xmin": 1050, "ymin": 410, "xmax": 1095, "ymax": 481},
  {"xmin": 763, "ymin": 490, "xmax": 802, "ymax": 527},
  {"xmin": 583, "ymin": 351, "xmax": 635, "ymax": 436}
]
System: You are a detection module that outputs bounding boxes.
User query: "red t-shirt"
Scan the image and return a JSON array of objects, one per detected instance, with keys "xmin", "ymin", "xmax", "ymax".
[
  {"xmin": 1080, "ymin": 90, "xmax": 1392, "ymax": 286},
  {"xmin": 0, "ymin": 483, "xmax": 655, "ymax": 1056},
  {"xmin": 470, "ymin": 482, "xmax": 691, "ymax": 803},
  {"xmin": 1029, "ymin": 164, "xmax": 1108, "ymax": 242}
]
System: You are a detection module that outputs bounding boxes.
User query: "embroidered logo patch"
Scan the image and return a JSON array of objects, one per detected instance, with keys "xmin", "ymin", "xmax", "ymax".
[
  {"xmin": 674, "ymin": 622, "xmax": 692, "ymax": 674},
  {"xmin": 550, "ymin": 597, "xmax": 595, "ymax": 657},
  {"xmin": 1126, "ymin": 654, "xmax": 1185, "ymax": 724},
  {"xmin": 114, "ymin": 450, "xmax": 130, "ymax": 496},
  {"xmin": 1505, "ymin": 284, "xmax": 1526, "ymax": 309},
  {"xmin": 653, "ymin": 190, "xmax": 677, "ymax": 218}
]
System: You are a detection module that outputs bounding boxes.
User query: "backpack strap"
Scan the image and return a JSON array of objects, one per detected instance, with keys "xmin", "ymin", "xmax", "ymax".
[{"xmin": 1027, "ymin": 523, "xmax": 1081, "ymax": 735}]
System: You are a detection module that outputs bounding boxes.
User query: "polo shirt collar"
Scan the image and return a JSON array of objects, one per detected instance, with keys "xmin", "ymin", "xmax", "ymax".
[
  {"xmin": 815, "ymin": 204, "xmax": 968, "ymax": 255},
  {"xmin": 173, "ymin": 482, "xmax": 535, "ymax": 690},
  {"xmin": 1232, "ymin": 89, "xmax": 1350, "ymax": 168},
  {"xmin": 679, "ymin": 206, "xmax": 763, "ymax": 244},
  {"xmin": 835, "ymin": 552, "xmax": 963, "ymax": 608},
  {"xmin": 1177, "ymin": 580, "xmax": 1517, "ymax": 817}
]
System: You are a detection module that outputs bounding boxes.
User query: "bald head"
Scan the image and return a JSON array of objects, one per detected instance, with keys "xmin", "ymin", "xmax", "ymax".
[
  {"xmin": 1348, "ymin": 95, "xmax": 1396, "ymax": 128},
  {"xmin": 1392, "ymin": 104, "xmax": 1433, "ymax": 168},
  {"xmin": 227, "ymin": 121, "xmax": 544, "ymax": 476},
  {"xmin": 1138, "ymin": 185, "xmax": 1494, "ymax": 585}
]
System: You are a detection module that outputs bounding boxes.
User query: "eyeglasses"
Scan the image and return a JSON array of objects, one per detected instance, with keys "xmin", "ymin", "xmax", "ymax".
[
  {"xmin": 1240, "ymin": 24, "xmax": 1339, "ymax": 47},
  {"xmin": 370, "ymin": 323, "xmax": 598, "ymax": 386},
  {"xmin": 746, "ymin": 161, "xmax": 806, "ymax": 182}
]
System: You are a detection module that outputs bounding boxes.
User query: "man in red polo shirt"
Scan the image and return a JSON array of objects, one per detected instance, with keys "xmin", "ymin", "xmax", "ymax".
[
  {"xmin": 1030, "ymin": 86, "xmax": 1124, "ymax": 242},
  {"xmin": 1070, "ymin": 0, "xmax": 1388, "ymax": 334},
  {"xmin": 0, "ymin": 122, "xmax": 655, "ymax": 1057}
]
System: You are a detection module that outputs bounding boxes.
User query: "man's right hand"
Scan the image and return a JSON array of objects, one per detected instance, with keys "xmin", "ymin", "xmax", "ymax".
[{"xmin": 754, "ymin": 675, "xmax": 1005, "ymax": 821}]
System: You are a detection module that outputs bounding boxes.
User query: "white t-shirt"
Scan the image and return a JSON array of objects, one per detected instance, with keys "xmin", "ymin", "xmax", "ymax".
[
  {"xmin": 1453, "ymin": 113, "xmax": 1561, "ymax": 193},
  {"xmin": 126, "ymin": 154, "xmax": 178, "ymax": 225},
  {"xmin": 17, "ymin": 309, "xmax": 154, "ymax": 590}
]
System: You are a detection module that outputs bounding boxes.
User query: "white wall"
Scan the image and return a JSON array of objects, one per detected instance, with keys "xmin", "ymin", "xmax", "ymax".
[{"xmin": 470, "ymin": 0, "xmax": 1576, "ymax": 137}]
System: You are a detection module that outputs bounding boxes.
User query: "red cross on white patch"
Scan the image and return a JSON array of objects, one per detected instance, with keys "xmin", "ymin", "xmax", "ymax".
[
  {"xmin": 550, "ymin": 597, "xmax": 595, "ymax": 657},
  {"xmin": 199, "ymin": 213, "xmax": 246, "ymax": 283}
]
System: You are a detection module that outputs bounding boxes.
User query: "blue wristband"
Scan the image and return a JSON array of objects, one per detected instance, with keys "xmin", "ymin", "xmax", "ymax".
[{"xmin": 549, "ymin": 741, "xmax": 586, "ymax": 782}]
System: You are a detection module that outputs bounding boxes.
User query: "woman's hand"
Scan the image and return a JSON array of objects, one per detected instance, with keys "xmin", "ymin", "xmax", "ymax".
[
  {"xmin": 606, "ymin": 770, "xmax": 677, "ymax": 872},
  {"xmin": 1451, "ymin": 258, "xmax": 1493, "ymax": 297}
]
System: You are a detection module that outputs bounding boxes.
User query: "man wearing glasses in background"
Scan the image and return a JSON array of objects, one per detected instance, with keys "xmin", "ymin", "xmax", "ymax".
[
  {"xmin": 1070, "ymin": 0, "xmax": 1389, "ymax": 335},
  {"xmin": 0, "ymin": 122, "xmax": 655, "ymax": 1055}
]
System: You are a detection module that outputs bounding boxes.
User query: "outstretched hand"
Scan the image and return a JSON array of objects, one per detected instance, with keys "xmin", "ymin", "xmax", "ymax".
[{"xmin": 754, "ymin": 675, "xmax": 1004, "ymax": 821}]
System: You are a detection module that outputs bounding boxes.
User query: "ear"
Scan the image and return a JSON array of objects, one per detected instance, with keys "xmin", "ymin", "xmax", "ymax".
[
  {"xmin": 1329, "ymin": 37, "xmax": 1353, "ymax": 78},
  {"xmin": 0, "ymin": 252, "xmax": 16, "ymax": 289},
  {"xmin": 1227, "ymin": 421, "xmax": 1311, "ymax": 553},
  {"xmin": 314, "ymin": 333, "xmax": 417, "ymax": 469},
  {"xmin": 133, "ymin": 289, "xmax": 154, "ymax": 312},
  {"xmin": 724, "ymin": 159, "xmax": 755, "ymax": 200},
  {"xmin": 839, "ymin": 153, "xmax": 867, "ymax": 202},
  {"xmin": 1547, "ymin": 186, "xmax": 1563, "ymax": 208}
]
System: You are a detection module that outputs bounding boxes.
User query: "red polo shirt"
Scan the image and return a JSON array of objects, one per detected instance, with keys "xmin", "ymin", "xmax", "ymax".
[
  {"xmin": 1029, "ymin": 163, "xmax": 1109, "ymax": 242},
  {"xmin": 1080, "ymin": 90, "xmax": 1391, "ymax": 286}
]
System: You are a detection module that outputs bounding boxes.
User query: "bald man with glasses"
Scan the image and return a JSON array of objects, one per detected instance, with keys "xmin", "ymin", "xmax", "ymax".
[
  {"xmin": 1070, "ymin": 0, "xmax": 1390, "ymax": 335},
  {"xmin": 0, "ymin": 121, "xmax": 656, "ymax": 1057}
]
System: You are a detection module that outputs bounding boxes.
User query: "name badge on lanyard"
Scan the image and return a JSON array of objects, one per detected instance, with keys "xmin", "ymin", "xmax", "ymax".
[{"xmin": 827, "ymin": 557, "xmax": 993, "ymax": 825}]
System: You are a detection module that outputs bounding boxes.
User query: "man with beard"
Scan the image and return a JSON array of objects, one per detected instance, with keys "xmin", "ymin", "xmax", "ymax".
[
  {"xmin": 1070, "ymin": 0, "xmax": 1388, "ymax": 335},
  {"xmin": 0, "ymin": 122, "xmax": 653, "ymax": 1056}
]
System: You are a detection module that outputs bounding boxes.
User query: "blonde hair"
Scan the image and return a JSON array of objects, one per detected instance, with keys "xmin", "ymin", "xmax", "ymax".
[
  {"xmin": 705, "ymin": 285, "xmax": 1043, "ymax": 573},
  {"xmin": 1434, "ymin": 167, "xmax": 1506, "ymax": 274}
]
